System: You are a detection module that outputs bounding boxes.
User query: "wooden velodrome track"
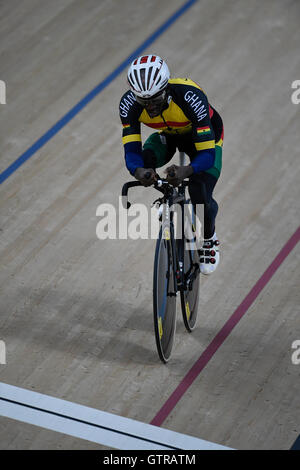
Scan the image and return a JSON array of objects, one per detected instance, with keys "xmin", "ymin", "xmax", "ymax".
[{"xmin": 0, "ymin": 0, "xmax": 299, "ymax": 450}]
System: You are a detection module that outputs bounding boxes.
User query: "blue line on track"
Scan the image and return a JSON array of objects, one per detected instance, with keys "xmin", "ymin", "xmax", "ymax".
[{"xmin": 0, "ymin": 0, "xmax": 198, "ymax": 184}]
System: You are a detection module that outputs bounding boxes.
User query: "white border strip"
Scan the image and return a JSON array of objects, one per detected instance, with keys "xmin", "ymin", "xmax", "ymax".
[{"xmin": 0, "ymin": 382, "xmax": 231, "ymax": 450}]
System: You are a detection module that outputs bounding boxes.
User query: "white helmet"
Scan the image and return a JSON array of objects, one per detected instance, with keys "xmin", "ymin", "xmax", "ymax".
[{"xmin": 127, "ymin": 55, "xmax": 170, "ymax": 98}]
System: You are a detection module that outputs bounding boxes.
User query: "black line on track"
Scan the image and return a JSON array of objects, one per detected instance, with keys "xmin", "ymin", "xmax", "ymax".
[{"xmin": 0, "ymin": 396, "xmax": 180, "ymax": 450}]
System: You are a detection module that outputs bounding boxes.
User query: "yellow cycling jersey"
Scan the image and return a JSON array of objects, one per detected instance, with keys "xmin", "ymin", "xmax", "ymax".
[
  {"xmin": 119, "ymin": 78, "xmax": 223, "ymax": 176},
  {"xmin": 120, "ymin": 78, "xmax": 216, "ymax": 144},
  {"xmin": 137, "ymin": 78, "xmax": 205, "ymax": 135},
  {"xmin": 120, "ymin": 78, "xmax": 208, "ymax": 137}
]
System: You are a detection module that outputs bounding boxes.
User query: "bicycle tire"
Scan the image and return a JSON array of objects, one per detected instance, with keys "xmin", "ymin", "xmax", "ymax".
[
  {"xmin": 153, "ymin": 222, "xmax": 177, "ymax": 363},
  {"xmin": 179, "ymin": 210, "xmax": 200, "ymax": 332}
]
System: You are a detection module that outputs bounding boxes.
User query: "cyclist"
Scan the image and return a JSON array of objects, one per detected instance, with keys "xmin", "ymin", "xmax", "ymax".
[{"xmin": 119, "ymin": 55, "xmax": 223, "ymax": 274}]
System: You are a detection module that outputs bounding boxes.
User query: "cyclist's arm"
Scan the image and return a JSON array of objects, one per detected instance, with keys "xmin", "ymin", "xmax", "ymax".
[
  {"xmin": 181, "ymin": 86, "xmax": 216, "ymax": 174},
  {"xmin": 119, "ymin": 93, "xmax": 144, "ymax": 176},
  {"xmin": 122, "ymin": 122, "xmax": 143, "ymax": 176}
]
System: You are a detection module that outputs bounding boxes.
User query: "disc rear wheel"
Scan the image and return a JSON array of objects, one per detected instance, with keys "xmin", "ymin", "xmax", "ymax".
[{"xmin": 179, "ymin": 225, "xmax": 200, "ymax": 332}]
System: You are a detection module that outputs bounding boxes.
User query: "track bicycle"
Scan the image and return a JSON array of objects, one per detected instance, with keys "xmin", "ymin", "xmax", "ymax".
[{"xmin": 121, "ymin": 172, "xmax": 201, "ymax": 363}]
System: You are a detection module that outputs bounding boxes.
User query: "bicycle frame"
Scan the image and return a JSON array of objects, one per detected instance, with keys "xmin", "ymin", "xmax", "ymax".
[
  {"xmin": 158, "ymin": 184, "xmax": 187, "ymax": 297},
  {"xmin": 121, "ymin": 174, "xmax": 201, "ymax": 360},
  {"xmin": 122, "ymin": 177, "xmax": 197, "ymax": 295}
]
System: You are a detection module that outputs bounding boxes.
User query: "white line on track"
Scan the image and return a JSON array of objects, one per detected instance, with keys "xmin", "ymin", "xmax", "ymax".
[{"xmin": 0, "ymin": 382, "xmax": 231, "ymax": 450}]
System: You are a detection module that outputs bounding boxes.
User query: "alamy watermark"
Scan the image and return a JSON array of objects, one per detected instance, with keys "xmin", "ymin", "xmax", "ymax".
[
  {"xmin": 0, "ymin": 80, "xmax": 6, "ymax": 104},
  {"xmin": 96, "ymin": 197, "xmax": 204, "ymax": 249},
  {"xmin": 0, "ymin": 340, "xmax": 6, "ymax": 364},
  {"xmin": 291, "ymin": 340, "xmax": 300, "ymax": 365},
  {"xmin": 291, "ymin": 80, "xmax": 300, "ymax": 104}
]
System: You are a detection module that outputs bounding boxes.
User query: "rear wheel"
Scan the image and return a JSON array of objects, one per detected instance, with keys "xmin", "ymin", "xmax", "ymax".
[
  {"xmin": 179, "ymin": 207, "xmax": 200, "ymax": 332},
  {"xmin": 153, "ymin": 223, "xmax": 177, "ymax": 363}
]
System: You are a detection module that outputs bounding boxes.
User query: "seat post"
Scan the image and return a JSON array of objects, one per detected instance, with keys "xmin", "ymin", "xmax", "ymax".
[{"xmin": 179, "ymin": 151, "xmax": 186, "ymax": 166}]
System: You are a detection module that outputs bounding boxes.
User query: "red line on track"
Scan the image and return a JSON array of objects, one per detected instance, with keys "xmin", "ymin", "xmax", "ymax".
[{"xmin": 151, "ymin": 226, "xmax": 300, "ymax": 427}]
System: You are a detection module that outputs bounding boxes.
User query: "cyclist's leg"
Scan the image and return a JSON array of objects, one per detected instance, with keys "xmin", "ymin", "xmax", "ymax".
[
  {"xmin": 204, "ymin": 128, "xmax": 223, "ymax": 181},
  {"xmin": 142, "ymin": 132, "xmax": 176, "ymax": 169},
  {"xmin": 188, "ymin": 172, "xmax": 219, "ymax": 239},
  {"xmin": 184, "ymin": 130, "xmax": 223, "ymax": 239}
]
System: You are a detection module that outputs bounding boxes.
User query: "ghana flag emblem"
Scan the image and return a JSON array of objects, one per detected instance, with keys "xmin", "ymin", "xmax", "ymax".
[
  {"xmin": 197, "ymin": 126, "xmax": 211, "ymax": 135},
  {"xmin": 123, "ymin": 124, "xmax": 131, "ymax": 129}
]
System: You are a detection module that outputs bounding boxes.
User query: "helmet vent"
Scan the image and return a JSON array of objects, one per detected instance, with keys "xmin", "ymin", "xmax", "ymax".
[
  {"xmin": 128, "ymin": 72, "xmax": 134, "ymax": 87},
  {"xmin": 159, "ymin": 78, "xmax": 168, "ymax": 90},
  {"xmin": 147, "ymin": 66, "xmax": 153, "ymax": 89},
  {"xmin": 134, "ymin": 69, "xmax": 142, "ymax": 91},
  {"xmin": 156, "ymin": 74, "xmax": 162, "ymax": 86},
  {"xmin": 152, "ymin": 68, "xmax": 159, "ymax": 84},
  {"xmin": 140, "ymin": 68, "xmax": 146, "ymax": 91}
]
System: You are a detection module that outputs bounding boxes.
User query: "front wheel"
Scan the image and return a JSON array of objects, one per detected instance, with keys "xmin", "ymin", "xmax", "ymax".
[{"xmin": 153, "ymin": 223, "xmax": 177, "ymax": 363}]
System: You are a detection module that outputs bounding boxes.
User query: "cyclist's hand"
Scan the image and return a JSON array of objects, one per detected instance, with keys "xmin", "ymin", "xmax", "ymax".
[
  {"xmin": 134, "ymin": 168, "xmax": 157, "ymax": 187},
  {"xmin": 164, "ymin": 165, "xmax": 193, "ymax": 186}
]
